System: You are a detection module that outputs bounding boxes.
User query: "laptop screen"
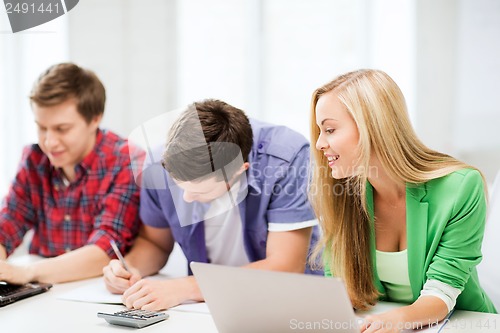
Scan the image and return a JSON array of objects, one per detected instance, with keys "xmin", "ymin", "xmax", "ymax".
[{"xmin": 0, "ymin": 281, "xmax": 52, "ymax": 307}]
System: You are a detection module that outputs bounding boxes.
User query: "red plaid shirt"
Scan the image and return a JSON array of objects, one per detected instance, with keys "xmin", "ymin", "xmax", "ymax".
[{"xmin": 0, "ymin": 129, "xmax": 141, "ymax": 257}]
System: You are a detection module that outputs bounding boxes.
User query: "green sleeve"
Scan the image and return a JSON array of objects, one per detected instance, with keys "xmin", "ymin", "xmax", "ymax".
[{"xmin": 426, "ymin": 169, "xmax": 487, "ymax": 290}]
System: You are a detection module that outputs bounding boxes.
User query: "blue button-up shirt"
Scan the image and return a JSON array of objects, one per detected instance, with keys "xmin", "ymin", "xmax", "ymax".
[{"xmin": 140, "ymin": 119, "xmax": 321, "ymax": 274}]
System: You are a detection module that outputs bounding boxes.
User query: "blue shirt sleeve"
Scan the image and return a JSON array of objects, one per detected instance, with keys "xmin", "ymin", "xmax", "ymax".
[{"xmin": 265, "ymin": 145, "xmax": 316, "ymax": 224}]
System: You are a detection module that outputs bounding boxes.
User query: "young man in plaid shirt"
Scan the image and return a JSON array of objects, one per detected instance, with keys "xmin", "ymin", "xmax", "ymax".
[{"xmin": 0, "ymin": 63, "xmax": 141, "ymax": 284}]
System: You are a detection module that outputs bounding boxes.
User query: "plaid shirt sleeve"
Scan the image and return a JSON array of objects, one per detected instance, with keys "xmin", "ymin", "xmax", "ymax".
[
  {"xmin": 86, "ymin": 142, "xmax": 143, "ymax": 257},
  {"xmin": 0, "ymin": 147, "xmax": 38, "ymax": 256}
]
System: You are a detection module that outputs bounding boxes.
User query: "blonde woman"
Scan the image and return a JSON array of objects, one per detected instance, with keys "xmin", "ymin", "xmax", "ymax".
[{"xmin": 310, "ymin": 69, "xmax": 496, "ymax": 332}]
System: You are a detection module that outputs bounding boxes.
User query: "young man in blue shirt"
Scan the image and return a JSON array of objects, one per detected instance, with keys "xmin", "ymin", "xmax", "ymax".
[{"xmin": 103, "ymin": 99, "xmax": 319, "ymax": 310}]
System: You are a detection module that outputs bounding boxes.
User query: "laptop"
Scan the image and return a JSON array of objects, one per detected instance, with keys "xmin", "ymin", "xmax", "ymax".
[
  {"xmin": 190, "ymin": 262, "xmax": 359, "ymax": 333},
  {"xmin": 0, "ymin": 281, "xmax": 52, "ymax": 307}
]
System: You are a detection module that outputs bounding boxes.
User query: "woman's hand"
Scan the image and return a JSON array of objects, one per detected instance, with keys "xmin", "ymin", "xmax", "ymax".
[
  {"xmin": 360, "ymin": 297, "xmax": 448, "ymax": 333},
  {"xmin": 360, "ymin": 308, "xmax": 411, "ymax": 333}
]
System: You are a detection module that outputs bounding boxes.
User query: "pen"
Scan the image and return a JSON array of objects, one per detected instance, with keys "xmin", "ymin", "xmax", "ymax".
[
  {"xmin": 110, "ymin": 239, "xmax": 130, "ymax": 272},
  {"xmin": 436, "ymin": 309, "xmax": 455, "ymax": 333}
]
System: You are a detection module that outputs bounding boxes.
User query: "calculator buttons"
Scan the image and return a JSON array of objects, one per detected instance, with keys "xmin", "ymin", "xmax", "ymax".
[{"xmin": 97, "ymin": 309, "xmax": 169, "ymax": 328}]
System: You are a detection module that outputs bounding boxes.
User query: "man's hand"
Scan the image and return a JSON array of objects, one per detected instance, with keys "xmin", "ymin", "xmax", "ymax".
[
  {"xmin": 103, "ymin": 259, "xmax": 142, "ymax": 294},
  {"xmin": 0, "ymin": 261, "xmax": 34, "ymax": 285},
  {"xmin": 122, "ymin": 277, "xmax": 198, "ymax": 311}
]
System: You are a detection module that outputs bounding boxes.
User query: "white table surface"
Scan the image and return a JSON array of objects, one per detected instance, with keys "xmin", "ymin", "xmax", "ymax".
[{"xmin": 2, "ymin": 255, "xmax": 499, "ymax": 333}]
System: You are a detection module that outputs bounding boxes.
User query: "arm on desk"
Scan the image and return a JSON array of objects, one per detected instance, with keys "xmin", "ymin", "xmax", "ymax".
[
  {"xmin": 121, "ymin": 227, "xmax": 312, "ymax": 311},
  {"xmin": 361, "ymin": 296, "xmax": 448, "ymax": 333},
  {"xmin": 0, "ymin": 244, "xmax": 109, "ymax": 284}
]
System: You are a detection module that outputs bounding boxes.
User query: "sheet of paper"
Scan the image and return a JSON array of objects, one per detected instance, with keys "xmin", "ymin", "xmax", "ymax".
[
  {"xmin": 169, "ymin": 302, "xmax": 210, "ymax": 314},
  {"xmin": 57, "ymin": 278, "xmax": 122, "ymax": 304},
  {"xmin": 57, "ymin": 275, "xmax": 210, "ymax": 315}
]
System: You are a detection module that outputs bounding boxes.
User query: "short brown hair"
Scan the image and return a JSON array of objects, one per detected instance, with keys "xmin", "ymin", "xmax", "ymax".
[
  {"xmin": 162, "ymin": 99, "xmax": 253, "ymax": 182},
  {"xmin": 30, "ymin": 63, "xmax": 106, "ymax": 123}
]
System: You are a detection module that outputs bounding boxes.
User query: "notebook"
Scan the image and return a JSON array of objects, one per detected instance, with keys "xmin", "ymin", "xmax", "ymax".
[
  {"xmin": 190, "ymin": 262, "xmax": 360, "ymax": 333},
  {"xmin": 0, "ymin": 281, "xmax": 52, "ymax": 307}
]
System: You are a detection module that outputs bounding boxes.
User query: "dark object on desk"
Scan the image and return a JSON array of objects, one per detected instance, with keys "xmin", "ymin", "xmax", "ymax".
[
  {"xmin": 0, "ymin": 281, "xmax": 53, "ymax": 307},
  {"xmin": 97, "ymin": 309, "xmax": 169, "ymax": 328}
]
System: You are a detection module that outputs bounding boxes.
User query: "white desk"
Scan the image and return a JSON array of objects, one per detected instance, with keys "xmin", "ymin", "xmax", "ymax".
[
  {"xmin": 2, "ymin": 277, "xmax": 499, "ymax": 333},
  {"xmin": 440, "ymin": 311, "xmax": 500, "ymax": 332},
  {"xmin": 2, "ymin": 255, "xmax": 499, "ymax": 332}
]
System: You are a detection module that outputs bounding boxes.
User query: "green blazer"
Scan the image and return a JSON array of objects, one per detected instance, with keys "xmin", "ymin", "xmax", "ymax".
[{"xmin": 326, "ymin": 168, "xmax": 496, "ymax": 313}]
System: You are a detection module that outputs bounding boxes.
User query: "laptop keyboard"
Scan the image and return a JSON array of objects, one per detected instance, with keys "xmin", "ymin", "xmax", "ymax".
[{"xmin": 0, "ymin": 283, "xmax": 29, "ymax": 297}]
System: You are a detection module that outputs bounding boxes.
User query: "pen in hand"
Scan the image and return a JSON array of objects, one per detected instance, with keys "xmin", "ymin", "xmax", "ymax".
[{"xmin": 110, "ymin": 239, "xmax": 130, "ymax": 272}]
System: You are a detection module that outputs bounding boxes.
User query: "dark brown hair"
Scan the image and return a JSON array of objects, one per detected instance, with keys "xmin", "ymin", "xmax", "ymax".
[
  {"xmin": 30, "ymin": 63, "xmax": 106, "ymax": 123},
  {"xmin": 162, "ymin": 99, "xmax": 253, "ymax": 182}
]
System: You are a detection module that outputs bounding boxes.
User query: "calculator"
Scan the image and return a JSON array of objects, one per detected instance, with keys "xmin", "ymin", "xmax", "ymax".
[{"xmin": 97, "ymin": 309, "xmax": 169, "ymax": 328}]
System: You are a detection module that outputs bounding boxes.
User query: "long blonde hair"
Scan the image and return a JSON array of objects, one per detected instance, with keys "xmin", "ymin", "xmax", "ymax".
[{"xmin": 309, "ymin": 69, "xmax": 480, "ymax": 310}]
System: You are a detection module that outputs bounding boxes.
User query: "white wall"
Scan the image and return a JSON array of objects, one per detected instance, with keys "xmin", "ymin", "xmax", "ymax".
[
  {"xmin": 415, "ymin": 0, "xmax": 500, "ymax": 180},
  {"xmin": 455, "ymin": 0, "xmax": 500, "ymax": 152},
  {"xmin": 454, "ymin": 0, "xmax": 500, "ymax": 179},
  {"xmin": 415, "ymin": 0, "xmax": 459, "ymax": 155},
  {"xmin": 67, "ymin": 0, "xmax": 178, "ymax": 138}
]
